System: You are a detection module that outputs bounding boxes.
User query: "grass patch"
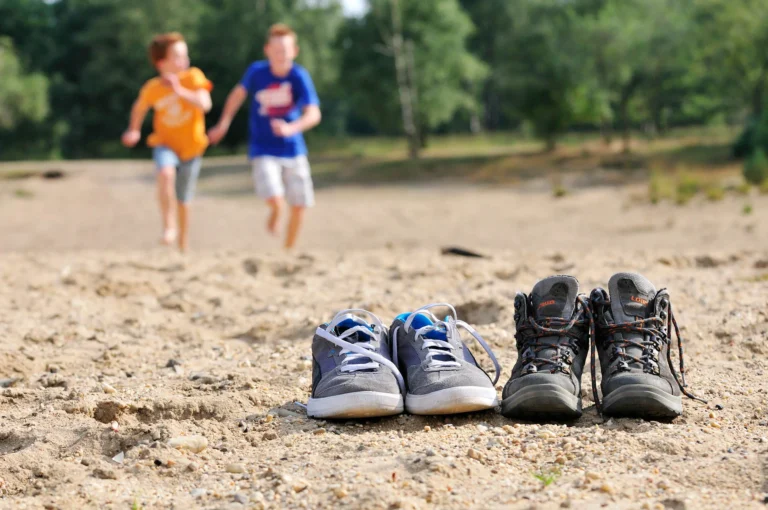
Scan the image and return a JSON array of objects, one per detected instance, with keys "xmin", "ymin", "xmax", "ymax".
[
  {"xmin": 649, "ymin": 169, "xmax": 675, "ymax": 204},
  {"xmin": 748, "ymin": 273, "xmax": 768, "ymax": 282},
  {"xmin": 759, "ymin": 180, "xmax": 768, "ymax": 195},
  {"xmin": 705, "ymin": 184, "xmax": 725, "ymax": 201},
  {"xmin": 0, "ymin": 169, "xmax": 37, "ymax": 180},
  {"xmin": 743, "ymin": 203, "xmax": 753, "ymax": 215},
  {"xmin": 533, "ymin": 467, "xmax": 561, "ymax": 487},
  {"xmin": 14, "ymin": 188, "xmax": 34, "ymax": 199},
  {"xmin": 735, "ymin": 182, "xmax": 752, "ymax": 195},
  {"xmin": 675, "ymin": 172, "xmax": 701, "ymax": 205}
]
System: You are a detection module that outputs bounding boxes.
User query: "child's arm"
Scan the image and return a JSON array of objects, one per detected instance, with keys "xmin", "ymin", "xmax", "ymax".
[
  {"xmin": 271, "ymin": 67, "xmax": 321, "ymax": 138},
  {"xmin": 163, "ymin": 74, "xmax": 212, "ymax": 112},
  {"xmin": 270, "ymin": 105, "xmax": 321, "ymax": 137},
  {"xmin": 207, "ymin": 84, "xmax": 248, "ymax": 145},
  {"xmin": 121, "ymin": 99, "xmax": 150, "ymax": 147}
]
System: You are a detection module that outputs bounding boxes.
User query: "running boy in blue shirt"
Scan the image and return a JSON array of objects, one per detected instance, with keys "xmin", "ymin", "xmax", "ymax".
[{"xmin": 208, "ymin": 23, "xmax": 321, "ymax": 250}]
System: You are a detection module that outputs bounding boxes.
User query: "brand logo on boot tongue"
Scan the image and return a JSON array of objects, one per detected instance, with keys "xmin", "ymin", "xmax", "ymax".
[
  {"xmin": 538, "ymin": 300, "xmax": 556, "ymax": 309},
  {"xmin": 630, "ymin": 296, "xmax": 648, "ymax": 305}
]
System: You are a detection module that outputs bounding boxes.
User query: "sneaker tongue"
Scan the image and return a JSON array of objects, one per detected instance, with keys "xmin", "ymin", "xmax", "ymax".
[
  {"xmin": 608, "ymin": 273, "xmax": 657, "ymax": 322},
  {"xmin": 335, "ymin": 318, "xmax": 374, "ymax": 343},
  {"xmin": 531, "ymin": 275, "xmax": 579, "ymax": 319},
  {"xmin": 334, "ymin": 318, "xmax": 376, "ymax": 367}
]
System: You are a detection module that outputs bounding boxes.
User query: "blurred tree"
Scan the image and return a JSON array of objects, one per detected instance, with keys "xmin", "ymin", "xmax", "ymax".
[
  {"xmin": 578, "ymin": 0, "xmax": 696, "ymax": 150},
  {"xmin": 0, "ymin": 38, "xmax": 49, "ymax": 130},
  {"xmin": 339, "ymin": 0, "xmax": 486, "ymax": 157},
  {"xmin": 494, "ymin": 0, "xmax": 588, "ymax": 150}
]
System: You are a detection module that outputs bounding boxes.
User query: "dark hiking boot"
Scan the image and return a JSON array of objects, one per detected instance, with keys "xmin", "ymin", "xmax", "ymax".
[
  {"xmin": 590, "ymin": 272, "xmax": 706, "ymax": 419},
  {"xmin": 501, "ymin": 275, "xmax": 592, "ymax": 421}
]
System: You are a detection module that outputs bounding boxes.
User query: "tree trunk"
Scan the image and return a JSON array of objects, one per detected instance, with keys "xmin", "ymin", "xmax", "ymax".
[
  {"xmin": 601, "ymin": 119, "xmax": 613, "ymax": 145},
  {"xmin": 620, "ymin": 108, "xmax": 631, "ymax": 153},
  {"xmin": 752, "ymin": 65, "xmax": 767, "ymax": 117},
  {"xmin": 390, "ymin": 0, "xmax": 419, "ymax": 159},
  {"xmin": 545, "ymin": 136, "xmax": 557, "ymax": 153},
  {"xmin": 615, "ymin": 74, "xmax": 643, "ymax": 153}
]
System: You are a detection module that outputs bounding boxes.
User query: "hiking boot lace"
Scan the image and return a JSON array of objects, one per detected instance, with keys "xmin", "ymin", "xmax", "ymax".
[
  {"xmin": 590, "ymin": 290, "xmax": 706, "ymax": 413},
  {"xmin": 515, "ymin": 294, "xmax": 594, "ymax": 376}
]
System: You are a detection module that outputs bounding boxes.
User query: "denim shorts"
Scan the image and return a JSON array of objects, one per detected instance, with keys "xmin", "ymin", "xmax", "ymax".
[{"xmin": 152, "ymin": 146, "xmax": 202, "ymax": 204}]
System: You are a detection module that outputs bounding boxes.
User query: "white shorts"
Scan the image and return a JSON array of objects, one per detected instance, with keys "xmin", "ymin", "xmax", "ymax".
[{"xmin": 251, "ymin": 155, "xmax": 315, "ymax": 207}]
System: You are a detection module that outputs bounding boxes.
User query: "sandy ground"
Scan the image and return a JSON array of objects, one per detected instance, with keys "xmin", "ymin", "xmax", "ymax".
[{"xmin": 1, "ymin": 161, "xmax": 768, "ymax": 509}]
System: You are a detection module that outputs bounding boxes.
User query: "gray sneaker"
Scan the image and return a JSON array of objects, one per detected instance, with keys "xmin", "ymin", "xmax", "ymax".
[
  {"xmin": 590, "ymin": 273, "xmax": 705, "ymax": 419},
  {"xmin": 308, "ymin": 309, "xmax": 405, "ymax": 419},
  {"xmin": 389, "ymin": 303, "xmax": 501, "ymax": 415},
  {"xmin": 501, "ymin": 276, "xmax": 592, "ymax": 420}
]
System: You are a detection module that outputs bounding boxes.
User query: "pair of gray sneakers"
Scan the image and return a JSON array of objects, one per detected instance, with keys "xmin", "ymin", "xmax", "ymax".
[
  {"xmin": 502, "ymin": 273, "xmax": 705, "ymax": 421},
  {"xmin": 308, "ymin": 304, "xmax": 501, "ymax": 419}
]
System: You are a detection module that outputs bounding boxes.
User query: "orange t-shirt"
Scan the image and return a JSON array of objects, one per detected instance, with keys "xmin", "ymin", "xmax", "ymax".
[{"xmin": 137, "ymin": 67, "xmax": 213, "ymax": 161}]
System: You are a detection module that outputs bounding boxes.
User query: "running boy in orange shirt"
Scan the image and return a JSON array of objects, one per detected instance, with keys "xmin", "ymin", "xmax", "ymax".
[{"xmin": 121, "ymin": 32, "xmax": 213, "ymax": 252}]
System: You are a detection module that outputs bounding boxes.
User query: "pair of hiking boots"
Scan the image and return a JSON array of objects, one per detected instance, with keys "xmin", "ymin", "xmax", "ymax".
[
  {"xmin": 308, "ymin": 273, "xmax": 702, "ymax": 420},
  {"xmin": 503, "ymin": 272, "xmax": 705, "ymax": 420}
]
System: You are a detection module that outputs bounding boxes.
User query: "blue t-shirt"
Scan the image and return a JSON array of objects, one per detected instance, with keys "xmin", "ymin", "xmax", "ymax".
[{"xmin": 239, "ymin": 61, "xmax": 320, "ymax": 158}]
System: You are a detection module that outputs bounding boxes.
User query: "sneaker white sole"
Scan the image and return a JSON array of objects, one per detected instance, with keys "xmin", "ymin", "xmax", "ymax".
[
  {"xmin": 406, "ymin": 386, "xmax": 498, "ymax": 415},
  {"xmin": 307, "ymin": 391, "xmax": 404, "ymax": 419}
]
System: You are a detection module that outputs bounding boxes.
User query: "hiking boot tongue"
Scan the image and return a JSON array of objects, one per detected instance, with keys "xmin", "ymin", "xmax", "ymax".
[
  {"xmin": 608, "ymin": 272, "xmax": 657, "ymax": 323},
  {"xmin": 531, "ymin": 275, "xmax": 579, "ymax": 319}
]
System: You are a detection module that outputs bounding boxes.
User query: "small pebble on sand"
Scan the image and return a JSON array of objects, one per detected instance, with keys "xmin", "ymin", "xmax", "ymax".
[
  {"xmin": 226, "ymin": 463, "xmax": 246, "ymax": 474},
  {"xmin": 168, "ymin": 435, "xmax": 208, "ymax": 453}
]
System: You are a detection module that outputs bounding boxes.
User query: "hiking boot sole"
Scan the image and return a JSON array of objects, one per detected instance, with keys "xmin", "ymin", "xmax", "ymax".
[
  {"xmin": 406, "ymin": 386, "xmax": 498, "ymax": 415},
  {"xmin": 307, "ymin": 391, "xmax": 404, "ymax": 419},
  {"xmin": 601, "ymin": 384, "xmax": 682, "ymax": 418},
  {"xmin": 500, "ymin": 384, "xmax": 582, "ymax": 421}
]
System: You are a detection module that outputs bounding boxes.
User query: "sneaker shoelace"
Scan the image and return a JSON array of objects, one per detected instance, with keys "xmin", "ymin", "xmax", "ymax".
[
  {"xmin": 315, "ymin": 309, "xmax": 405, "ymax": 393},
  {"xmin": 396, "ymin": 303, "xmax": 502, "ymax": 385},
  {"xmin": 516, "ymin": 294, "xmax": 594, "ymax": 376},
  {"xmin": 590, "ymin": 290, "xmax": 706, "ymax": 413}
]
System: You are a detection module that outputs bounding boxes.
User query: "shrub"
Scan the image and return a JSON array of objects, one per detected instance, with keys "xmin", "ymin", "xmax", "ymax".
[{"xmin": 744, "ymin": 149, "xmax": 768, "ymax": 185}]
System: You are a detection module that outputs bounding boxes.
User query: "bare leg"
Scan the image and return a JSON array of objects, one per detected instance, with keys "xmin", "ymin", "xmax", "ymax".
[
  {"xmin": 285, "ymin": 205, "xmax": 305, "ymax": 250},
  {"xmin": 177, "ymin": 202, "xmax": 189, "ymax": 252},
  {"xmin": 157, "ymin": 167, "xmax": 177, "ymax": 244},
  {"xmin": 266, "ymin": 196, "xmax": 284, "ymax": 236}
]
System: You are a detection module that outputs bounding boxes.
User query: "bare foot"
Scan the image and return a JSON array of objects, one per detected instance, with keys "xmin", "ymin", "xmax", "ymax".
[{"xmin": 161, "ymin": 228, "xmax": 177, "ymax": 246}]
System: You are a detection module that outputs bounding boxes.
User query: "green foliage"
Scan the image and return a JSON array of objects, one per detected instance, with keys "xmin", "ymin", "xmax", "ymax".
[
  {"xmin": 735, "ymin": 181, "xmax": 752, "ymax": 195},
  {"xmin": 705, "ymin": 184, "xmax": 725, "ymax": 201},
  {"xmin": 339, "ymin": 0, "xmax": 487, "ymax": 141},
  {"xmin": 675, "ymin": 172, "xmax": 701, "ymax": 205},
  {"xmin": 497, "ymin": 0, "xmax": 585, "ymax": 149},
  {"xmin": 744, "ymin": 149, "xmax": 768, "ymax": 185},
  {"xmin": 533, "ymin": 467, "xmax": 561, "ymax": 487},
  {"xmin": 649, "ymin": 169, "xmax": 675, "ymax": 204},
  {"xmin": 0, "ymin": 37, "xmax": 48, "ymax": 130},
  {"xmin": 759, "ymin": 179, "xmax": 768, "ymax": 194},
  {"xmin": 1, "ymin": 0, "xmax": 768, "ymax": 160},
  {"xmin": 743, "ymin": 203, "xmax": 753, "ymax": 215},
  {"xmin": 13, "ymin": 188, "xmax": 34, "ymax": 198}
]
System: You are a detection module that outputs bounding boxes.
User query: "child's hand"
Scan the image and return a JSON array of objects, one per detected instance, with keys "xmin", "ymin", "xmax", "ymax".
[
  {"xmin": 161, "ymin": 73, "xmax": 183, "ymax": 95},
  {"xmin": 270, "ymin": 119, "xmax": 297, "ymax": 138},
  {"xmin": 207, "ymin": 124, "xmax": 228, "ymax": 145},
  {"xmin": 121, "ymin": 129, "xmax": 140, "ymax": 148}
]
